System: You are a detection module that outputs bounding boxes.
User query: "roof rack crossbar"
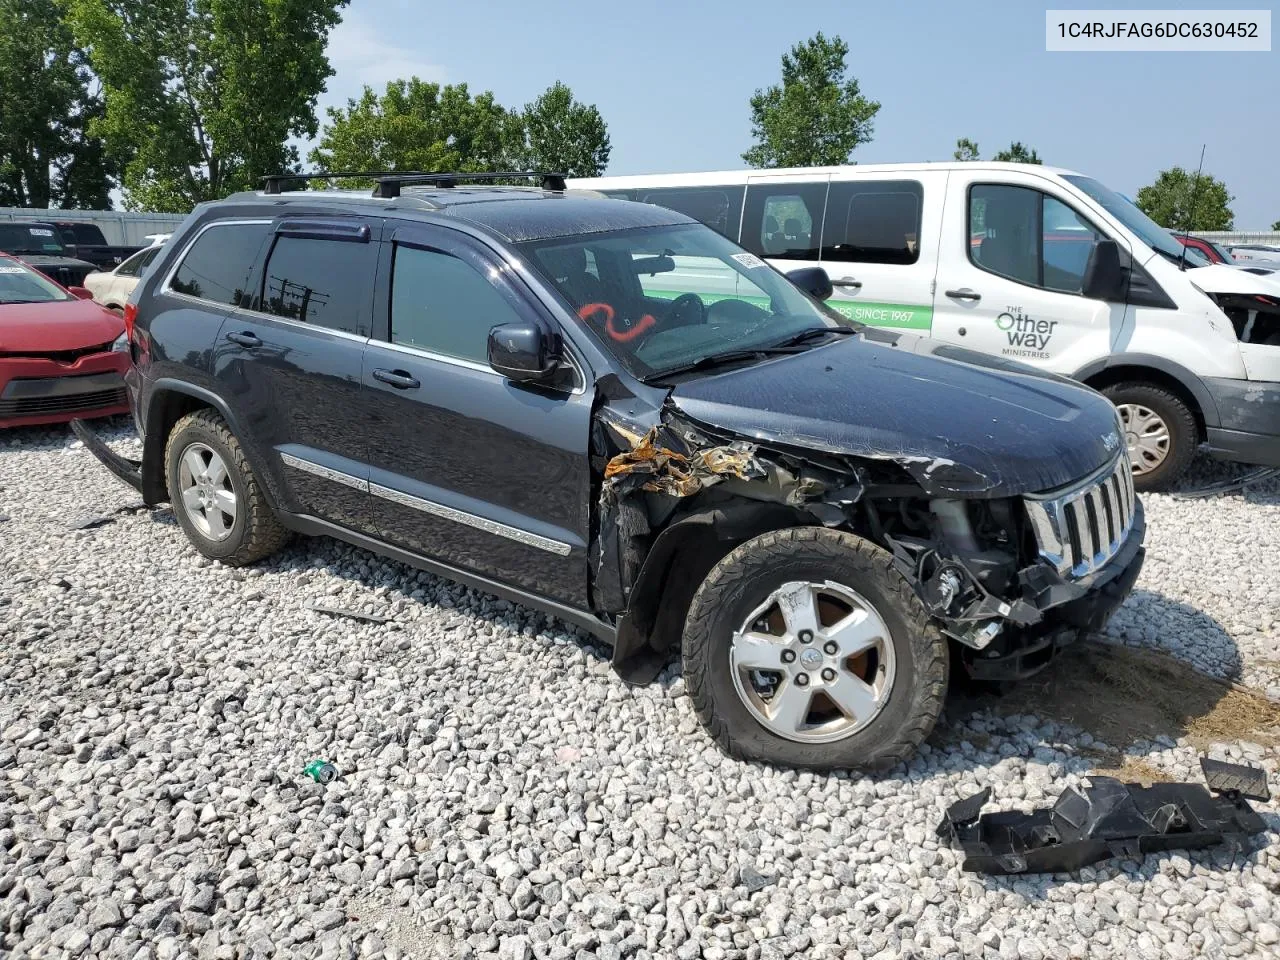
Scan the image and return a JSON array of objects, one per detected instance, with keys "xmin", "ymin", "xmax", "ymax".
[{"xmin": 260, "ymin": 170, "xmax": 567, "ymax": 198}]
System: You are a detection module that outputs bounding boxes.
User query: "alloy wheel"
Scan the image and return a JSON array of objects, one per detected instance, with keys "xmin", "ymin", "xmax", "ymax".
[{"xmin": 177, "ymin": 442, "xmax": 237, "ymax": 541}]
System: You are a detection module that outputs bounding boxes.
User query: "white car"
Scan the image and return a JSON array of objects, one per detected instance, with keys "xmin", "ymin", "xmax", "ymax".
[
  {"xmin": 82, "ymin": 239, "xmax": 167, "ymax": 314},
  {"xmin": 573, "ymin": 163, "xmax": 1280, "ymax": 490}
]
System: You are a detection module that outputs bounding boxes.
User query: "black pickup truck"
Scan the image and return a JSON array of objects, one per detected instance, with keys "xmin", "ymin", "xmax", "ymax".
[
  {"xmin": 0, "ymin": 221, "xmax": 98, "ymax": 288},
  {"xmin": 45, "ymin": 221, "xmax": 145, "ymax": 269}
]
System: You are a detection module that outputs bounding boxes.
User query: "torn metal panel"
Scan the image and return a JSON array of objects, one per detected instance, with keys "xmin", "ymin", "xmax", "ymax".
[
  {"xmin": 602, "ymin": 424, "xmax": 763, "ymax": 499},
  {"xmin": 937, "ymin": 759, "xmax": 1269, "ymax": 875}
]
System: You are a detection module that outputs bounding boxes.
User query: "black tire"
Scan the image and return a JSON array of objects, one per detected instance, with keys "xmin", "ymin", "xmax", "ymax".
[
  {"xmin": 165, "ymin": 409, "xmax": 291, "ymax": 565},
  {"xmin": 1101, "ymin": 382, "xmax": 1198, "ymax": 492},
  {"xmin": 682, "ymin": 527, "xmax": 949, "ymax": 772}
]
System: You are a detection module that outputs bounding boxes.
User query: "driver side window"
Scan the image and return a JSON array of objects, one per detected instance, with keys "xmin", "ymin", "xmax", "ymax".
[{"xmin": 969, "ymin": 184, "xmax": 1103, "ymax": 295}]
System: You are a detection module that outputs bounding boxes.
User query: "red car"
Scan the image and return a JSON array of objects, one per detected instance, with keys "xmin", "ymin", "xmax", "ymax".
[{"xmin": 0, "ymin": 253, "xmax": 131, "ymax": 428}]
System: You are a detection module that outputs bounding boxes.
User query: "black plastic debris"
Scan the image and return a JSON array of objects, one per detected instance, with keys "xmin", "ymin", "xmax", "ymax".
[
  {"xmin": 305, "ymin": 601, "xmax": 392, "ymax": 624},
  {"xmin": 67, "ymin": 514, "xmax": 115, "ymax": 531},
  {"xmin": 1173, "ymin": 466, "xmax": 1280, "ymax": 500},
  {"xmin": 937, "ymin": 759, "xmax": 1269, "ymax": 875}
]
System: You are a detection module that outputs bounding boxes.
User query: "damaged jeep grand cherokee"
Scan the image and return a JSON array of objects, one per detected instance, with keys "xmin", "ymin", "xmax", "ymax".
[{"xmin": 73, "ymin": 172, "xmax": 1145, "ymax": 771}]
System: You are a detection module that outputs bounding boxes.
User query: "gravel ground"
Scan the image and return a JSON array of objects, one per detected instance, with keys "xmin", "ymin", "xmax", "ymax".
[{"xmin": 1, "ymin": 420, "xmax": 1278, "ymax": 960}]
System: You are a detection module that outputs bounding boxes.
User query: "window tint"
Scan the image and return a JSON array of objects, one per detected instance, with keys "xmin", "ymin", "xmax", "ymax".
[
  {"xmin": 390, "ymin": 245, "xmax": 523, "ymax": 363},
  {"xmin": 741, "ymin": 181, "xmax": 827, "ymax": 260},
  {"xmin": 258, "ymin": 235, "xmax": 374, "ymax": 335},
  {"xmin": 822, "ymin": 180, "xmax": 923, "ymax": 265},
  {"xmin": 170, "ymin": 222, "xmax": 270, "ymax": 307},
  {"xmin": 969, "ymin": 185, "xmax": 1104, "ymax": 295},
  {"xmin": 636, "ymin": 186, "xmax": 745, "ymax": 240}
]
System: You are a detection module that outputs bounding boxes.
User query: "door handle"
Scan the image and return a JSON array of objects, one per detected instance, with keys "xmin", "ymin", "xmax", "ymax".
[
  {"xmin": 225, "ymin": 331, "xmax": 262, "ymax": 348},
  {"xmin": 832, "ymin": 276, "xmax": 862, "ymax": 289},
  {"xmin": 372, "ymin": 368, "xmax": 421, "ymax": 390},
  {"xmin": 944, "ymin": 288, "xmax": 982, "ymax": 302}
]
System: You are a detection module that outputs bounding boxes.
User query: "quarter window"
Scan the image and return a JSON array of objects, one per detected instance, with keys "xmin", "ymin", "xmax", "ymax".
[
  {"xmin": 822, "ymin": 180, "xmax": 923, "ymax": 265},
  {"xmin": 390, "ymin": 245, "xmax": 523, "ymax": 363},
  {"xmin": 636, "ymin": 186, "xmax": 745, "ymax": 240},
  {"xmin": 968, "ymin": 185, "xmax": 1103, "ymax": 294},
  {"xmin": 258, "ymin": 235, "xmax": 374, "ymax": 335},
  {"xmin": 741, "ymin": 181, "xmax": 828, "ymax": 260},
  {"xmin": 116, "ymin": 246, "xmax": 159, "ymax": 279},
  {"xmin": 170, "ymin": 222, "xmax": 271, "ymax": 307}
]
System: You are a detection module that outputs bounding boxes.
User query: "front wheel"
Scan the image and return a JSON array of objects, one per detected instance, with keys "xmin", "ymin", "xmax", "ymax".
[
  {"xmin": 682, "ymin": 527, "xmax": 948, "ymax": 771},
  {"xmin": 1102, "ymin": 382, "xmax": 1198, "ymax": 492}
]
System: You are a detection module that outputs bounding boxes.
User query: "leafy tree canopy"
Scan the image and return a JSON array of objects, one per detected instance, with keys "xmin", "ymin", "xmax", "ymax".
[{"xmin": 1136, "ymin": 166, "xmax": 1234, "ymax": 231}]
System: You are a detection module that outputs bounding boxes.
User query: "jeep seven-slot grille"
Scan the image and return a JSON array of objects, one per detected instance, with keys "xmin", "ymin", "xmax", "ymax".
[{"xmin": 1023, "ymin": 453, "xmax": 1136, "ymax": 578}]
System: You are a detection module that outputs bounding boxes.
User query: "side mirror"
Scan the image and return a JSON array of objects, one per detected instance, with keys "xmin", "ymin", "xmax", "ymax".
[
  {"xmin": 786, "ymin": 266, "xmax": 834, "ymax": 301},
  {"xmin": 1081, "ymin": 239, "xmax": 1127, "ymax": 302},
  {"xmin": 488, "ymin": 321, "xmax": 559, "ymax": 382},
  {"xmin": 68, "ymin": 286, "xmax": 94, "ymax": 300}
]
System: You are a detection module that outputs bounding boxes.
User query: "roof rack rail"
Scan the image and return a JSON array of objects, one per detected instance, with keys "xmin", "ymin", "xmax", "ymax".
[{"xmin": 261, "ymin": 170, "xmax": 568, "ymax": 199}]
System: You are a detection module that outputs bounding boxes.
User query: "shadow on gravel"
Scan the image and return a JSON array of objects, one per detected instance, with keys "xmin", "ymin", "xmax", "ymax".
[
  {"xmin": 1105, "ymin": 588, "xmax": 1246, "ymax": 681},
  {"xmin": 941, "ymin": 641, "xmax": 1280, "ymax": 760}
]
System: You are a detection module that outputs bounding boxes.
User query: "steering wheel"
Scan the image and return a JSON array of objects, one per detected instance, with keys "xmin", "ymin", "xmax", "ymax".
[{"xmin": 667, "ymin": 293, "xmax": 707, "ymax": 328}]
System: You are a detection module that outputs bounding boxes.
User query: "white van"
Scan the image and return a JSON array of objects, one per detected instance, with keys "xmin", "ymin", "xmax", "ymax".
[{"xmin": 571, "ymin": 164, "xmax": 1280, "ymax": 491}]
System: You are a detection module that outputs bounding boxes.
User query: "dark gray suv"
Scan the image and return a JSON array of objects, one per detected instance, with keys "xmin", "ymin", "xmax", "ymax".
[{"xmin": 74, "ymin": 172, "xmax": 1145, "ymax": 771}]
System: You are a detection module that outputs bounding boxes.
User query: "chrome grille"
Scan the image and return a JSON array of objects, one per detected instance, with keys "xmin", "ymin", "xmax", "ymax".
[{"xmin": 1024, "ymin": 453, "xmax": 1136, "ymax": 578}]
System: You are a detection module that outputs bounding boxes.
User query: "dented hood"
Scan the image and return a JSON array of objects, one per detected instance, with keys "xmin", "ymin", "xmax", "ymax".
[
  {"xmin": 1189, "ymin": 262, "xmax": 1280, "ymax": 296},
  {"xmin": 667, "ymin": 334, "xmax": 1121, "ymax": 497}
]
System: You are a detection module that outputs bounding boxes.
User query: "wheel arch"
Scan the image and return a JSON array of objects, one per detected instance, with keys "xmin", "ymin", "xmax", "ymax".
[
  {"xmin": 1074, "ymin": 354, "xmax": 1218, "ymax": 440},
  {"xmin": 611, "ymin": 499, "xmax": 806, "ymax": 682},
  {"xmin": 142, "ymin": 380, "xmax": 279, "ymax": 509}
]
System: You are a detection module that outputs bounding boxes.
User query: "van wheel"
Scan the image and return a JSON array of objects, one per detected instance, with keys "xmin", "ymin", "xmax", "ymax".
[
  {"xmin": 682, "ymin": 527, "xmax": 948, "ymax": 771},
  {"xmin": 165, "ymin": 409, "xmax": 292, "ymax": 565},
  {"xmin": 1102, "ymin": 382, "xmax": 1198, "ymax": 492}
]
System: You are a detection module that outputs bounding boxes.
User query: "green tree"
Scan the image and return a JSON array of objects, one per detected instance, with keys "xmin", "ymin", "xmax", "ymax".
[
  {"xmin": 953, "ymin": 137, "xmax": 980, "ymax": 161},
  {"xmin": 1271, "ymin": 219, "xmax": 1280, "ymax": 231},
  {"xmin": 1135, "ymin": 167, "xmax": 1234, "ymax": 231},
  {"xmin": 992, "ymin": 141, "xmax": 1041, "ymax": 164},
  {"xmin": 742, "ymin": 32, "xmax": 879, "ymax": 168},
  {"xmin": 0, "ymin": 0, "xmax": 113, "ymax": 208},
  {"xmin": 67, "ymin": 0, "xmax": 346, "ymax": 211},
  {"xmin": 308, "ymin": 78, "xmax": 520, "ymax": 183},
  {"xmin": 514, "ymin": 82, "xmax": 610, "ymax": 177}
]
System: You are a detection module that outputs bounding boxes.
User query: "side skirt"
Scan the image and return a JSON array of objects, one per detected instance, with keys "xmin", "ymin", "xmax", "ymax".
[{"xmin": 277, "ymin": 511, "xmax": 617, "ymax": 645}]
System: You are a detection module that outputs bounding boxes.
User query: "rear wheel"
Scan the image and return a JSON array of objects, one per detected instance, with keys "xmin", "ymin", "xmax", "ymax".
[
  {"xmin": 1102, "ymin": 382, "xmax": 1198, "ymax": 492},
  {"xmin": 165, "ymin": 409, "xmax": 291, "ymax": 565},
  {"xmin": 682, "ymin": 527, "xmax": 948, "ymax": 771}
]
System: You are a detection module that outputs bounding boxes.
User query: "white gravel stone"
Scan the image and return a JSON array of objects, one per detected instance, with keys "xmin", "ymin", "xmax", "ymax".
[{"xmin": 1, "ymin": 423, "xmax": 1278, "ymax": 960}]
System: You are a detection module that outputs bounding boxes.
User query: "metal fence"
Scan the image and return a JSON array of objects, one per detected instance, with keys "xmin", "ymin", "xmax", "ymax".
[{"xmin": 0, "ymin": 207, "xmax": 189, "ymax": 246}]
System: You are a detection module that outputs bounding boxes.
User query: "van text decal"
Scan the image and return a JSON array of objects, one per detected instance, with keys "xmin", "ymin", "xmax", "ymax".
[
  {"xmin": 828, "ymin": 301, "xmax": 932, "ymax": 331},
  {"xmin": 996, "ymin": 307, "xmax": 1056, "ymax": 360}
]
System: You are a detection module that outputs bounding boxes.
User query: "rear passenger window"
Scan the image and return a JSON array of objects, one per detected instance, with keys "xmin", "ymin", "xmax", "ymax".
[
  {"xmin": 258, "ymin": 235, "xmax": 375, "ymax": 335},
  {"xmin": 741, "ymin": 181, "xmax": 827, "ymax": 260},
  {"xmin": 636, "ymin": 187, "xmax": 745, "ymax": 240},
  {"xmin": 822, "ymin": 181, "xmax": 923, "ymax": 265},
  {"xmin": 169, "ymin": 222, "xmax": 270, "ymax": 307},
  {"xmin": 390, "ymin": 245, "xmax": 523, "ymax": 363}
]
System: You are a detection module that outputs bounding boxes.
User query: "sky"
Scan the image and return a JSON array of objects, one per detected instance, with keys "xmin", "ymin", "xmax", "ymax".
[{"xmin": 315, "ymin": 0, "xmax": 1279, "ymax": 228}]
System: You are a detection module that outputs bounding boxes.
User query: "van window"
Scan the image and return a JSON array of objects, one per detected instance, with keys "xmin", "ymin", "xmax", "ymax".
[
  {"xmin": 741, "ymin": 181, "xmax": 827, "ymax": 260},
  {"xmin": 169, "ymin": 222, "xmax": 271, "ymax": 307},
  {"xmin": 390, "ymin": 245, "xmax": 523, "ymax": 363},
  {"xmin": 636, "ymin": 186, "xmax": 745, "ymax": 240},
  {"xmin": 823, "ymin": 180, "xmax": 923, "ymax": 265},
  {"xmin": 259, "ymin": 235, "xmax": 374, "ymax": 335},
  {"xmin": 968, "ymin": 185, "xmax": 1102, "ymax": 294}
]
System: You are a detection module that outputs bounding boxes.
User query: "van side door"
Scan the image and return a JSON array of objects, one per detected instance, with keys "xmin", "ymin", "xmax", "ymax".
[
  {"xmin": 820, "ymin": 171, "xmax": 943, "ymax": 333},
  {"xmin": 931, "ymin": 168, "xmax": 1131, "ymax": 375},
  {"xmin": 741, "ymin": 173, "xmax": 830, "ymax": 280}
]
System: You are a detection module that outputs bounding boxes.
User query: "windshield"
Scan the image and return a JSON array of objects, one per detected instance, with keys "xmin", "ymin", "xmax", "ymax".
[
  {"xmin": 0, "ymin": 260, "xmax": 71, "ymax": 303},
  {"xmin": 517, "ymin": 223, "xmax": 850, "ymax": 379},
  {"xmin": 0, "ymin": 223, "xmax": 67, "ymax": 255},
  {"xmin": 1063, "ymin": 175, "xmax": 1200, "ymax": 267}
]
